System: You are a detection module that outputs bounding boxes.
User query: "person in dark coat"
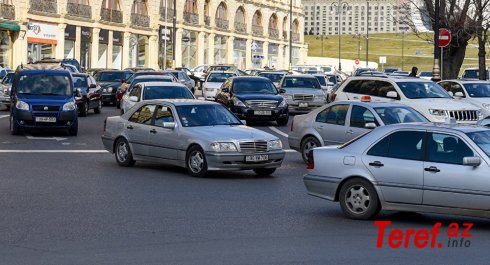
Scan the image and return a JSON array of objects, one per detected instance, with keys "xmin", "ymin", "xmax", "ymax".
[{"xmin": 409, "ymin": 66, "xmax": 418, "ymax": 77}]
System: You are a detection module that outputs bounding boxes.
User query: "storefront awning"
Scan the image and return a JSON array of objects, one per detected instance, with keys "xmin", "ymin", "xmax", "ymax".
[{"xmin": 0, "ymin": 22, "xmax": 20, "ymax": 31}]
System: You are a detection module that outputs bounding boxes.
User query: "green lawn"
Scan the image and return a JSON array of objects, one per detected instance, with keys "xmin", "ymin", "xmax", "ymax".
[{"xmin": 305, "ymin": 33, "xmax": 485, "ymax": 73}]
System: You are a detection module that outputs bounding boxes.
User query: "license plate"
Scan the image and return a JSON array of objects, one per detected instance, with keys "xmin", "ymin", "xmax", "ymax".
[
  {"xmin": 205, "ymin": 88, "xmax": 214, "ymax": 91},
  {"xmin": 35, "ymin": 116, "xmax": 56, "ymax": 123},
  {"xmin": 299, "ymin": 102, "xmax": 308, "ymax": 108},
  {"xmin": 245, "ymin": 155, "xmax": 269, "ymax": 162},
  {"xmin": 254, "ymin": 110, "xmax": 272, "ymax": 116}
]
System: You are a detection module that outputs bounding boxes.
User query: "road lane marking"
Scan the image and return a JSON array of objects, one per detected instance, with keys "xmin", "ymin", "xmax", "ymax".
[
  {"xmin": 268, "ymin": 126, "xmax": 289, "ymax": 138},
  {"xmin": 0, "ymin": 115, "xmax": 9, "ymax": 119},
  {"xmin": 0, "ymin": 149, "xmax": 299, "ymax": 153},
  {"xmin": 26, "ymin": 135, "xmax": 67, "ymax": 141}
]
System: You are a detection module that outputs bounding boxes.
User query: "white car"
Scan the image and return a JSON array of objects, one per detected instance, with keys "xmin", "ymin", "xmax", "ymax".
[
  {"xmin": 419, "ymin": 71, "xmax": 433, "ymax": 80},
  {"xmin": 121, "ymin": 82, "xmax": 195, "ymax": 114},
  {"xmin": 439, "ymin": 80, "xmax": 490, "ymax": 118},
  {"xmin": 202, "ymin": 71, "xmax": 237, "ymax": 100},
  {"xmin": 332, "ymin": 76, "xmax": 482, "ymax": 124}
]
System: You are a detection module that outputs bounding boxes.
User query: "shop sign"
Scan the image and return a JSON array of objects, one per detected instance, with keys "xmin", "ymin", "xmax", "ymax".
[
  {"xmin": 27, "ymin": 20, "xmax": 58, "ymax": 45},
  {"xmin": 99, "ymin": 29, "xmax": 109, "ymax": 44},
  {"xmin": 65, "ymin": 25, "xmax": 76, "ymax": 41}
]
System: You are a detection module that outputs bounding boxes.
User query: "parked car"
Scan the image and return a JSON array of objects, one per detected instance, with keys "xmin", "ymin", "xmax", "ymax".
[
  {"xmin": 391, "ymin": 71, "xmax": 410, "ymax": 77},
  {"xmin": 304, "ymin": 123, "xmax": 490, "ymax": 220},
  {"xmin": 86, "ymin": 68, "xmax": 118, "ymax": 77},
  {"xmin": 325, "ymin": 74, "xmax": 340, "ymax": 101},
  {"xmin": 120, "ymin": 75, "xmax": 176, "ymax": 113},
  {"xmin": 383, "ymin": 68, "xmax": 400, "ymax": 75},
  {"xmin": 278, "ymin": 75, "xmax": 327, "ymax": 113},
  {"xmin": 102, "ymin": 100, "xmax": 285, "ymax": 177},
  {"xmin": 125, "ymin": 67, "xmax": 155, "ymax": 72},
  {"xmin": 72, "ymin": 73, "xmax": 102, "ymax": 116},
  {"xmin": 0, "ymin": 68, "xmax": 12, "ymax": 79},
  {"xmin": 0, "ymin": 72, "xmax": 14, "ymax": 109},
  {"xmin": 289, "ymin": 100, "xmax": 428, "ymax": 162},
  {"xmin": 121, "ymin": 82, "xmax": 195, "ymax": 114},
  {"xmin": 10, "ymin": 64, "xmax": 78, "ymax": 135},
  {"xmin": 312, "ymin": 74, "xmax": 330, "ymax": 94},
  {"xmin": 257, "ymin": 71, "xmax": 285, "ymax": 88},
  {"xmin": 202, "ymin": 71, "xmax": 237, "ymax": 100},
  {"xmin": 38, "ymin": 58, "xmax": 83, "ymax": 72},
  {"xmin": 419, "ymin": 71, "xmax": 433, "ymax": 80},
  {"xmin": 95, "ymin": 70, "xmax": 132, "ymax": 106},
  {"xmin": 461, "ymin": 67, "xmax": 490, "ymax": 80},
  {"xmin": 176, "ymin": 67, "xmax": 201, "ymax": 87},
  {"xmin": 438, "ymin": 80, "xmax": 490, "ymax": 118},
  {"xmin": 215, "ymin": 76, "xmax": 289, "ymax": 126},
  {"xmin": 358, "ymin": 71, "xmax": 388, "ymax": 77},
  {"xmin": 333, "ymin": 76, "xmax": 482, "ymax": 124},
  {"xmin": 167, "ymin": 70, "xmax": 195, "ymax": 94},
  {"xmin": 191, "ymin": 64, "xmax": 211, "ymax": 88},
  {"xmin": 353, "ymin": 68, "xmax": 377, "ymax": 76}
]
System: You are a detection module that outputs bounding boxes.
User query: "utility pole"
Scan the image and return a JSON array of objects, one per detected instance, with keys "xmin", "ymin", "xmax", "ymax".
[
  {"xmin": 366, "ymin": 1, "xmax": 369, "ymax": 67},
  {"xmin": 172, "ymin": 0, "xmax": 177, "ymax": 68},
  {"xmin": 289, "ymin": 0, "xmax": 293, "ymax": 72},
  {"xmin": 431, "ymin": 0, "xmax": 441, "ymax": 81},
  {"xmin": 401, "ymin": 31, "xmax": 404, "ymax": 71},
  {"xmin": 357, "ymin": 33, "xmax": 361, "ymax": 59}
]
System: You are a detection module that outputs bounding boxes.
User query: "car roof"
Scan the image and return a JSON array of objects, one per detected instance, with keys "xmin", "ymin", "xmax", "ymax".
[
  {"xmin": 141, "ymin": 99, "xmax": 219, "ymax": 106},
  {"xmin": 72, "ymin": 73, "xmax": 89, "ymax": 77},
  {"xmin": 346, "ymin": 76, "xmax": 432, "ymax": 82},
  {"xmin": 258, "ymin": 71, "xmax": 285, "ymax": 74},
  {"xmin": 334, "ymin": 100, "xmax": 416, "ymax": 108},
  {"xmin": 231, "ymin": 76, "xmax": 270, "ymax": 81},
  {"xmin": 442, "ymin": 79, "xmax": 490, "ymax": 84},
  {"xmin": 98, "ymin": 70, "xmax": 130, "ymax": 73},
  {"xmin": 380, "ymin": 122, "xmax": 489, "ymax": 134},
  {"xmin": 133, "ymin": 75, "xmax": 173, "ymax": 80},
  {"xmin": 208, "ymin": 71, "xmax": 236, "ymax": 74},
  {"xmin": 139, "ymin": 81, "xmax": 187, "ymax": 87},
  {"xmin": 284, "ymin": 74, "xmax": 317, "ymax": 78}
]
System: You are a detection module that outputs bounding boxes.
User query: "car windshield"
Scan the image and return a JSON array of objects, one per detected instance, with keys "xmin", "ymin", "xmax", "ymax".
[
  {"xmin": 207, "ymin": 73, "xmax": 235, "ymax": 82},
  {"xmin": 176, "ymin": 104, "xmax": 242, "ymax": 127},
  {"xmin": 142, "ymin": 86, "xmax": 194, "ymax": 100},
  {"xmin": 258, "ymin": 73, "xmax": 284, "ymax": 83},
  {"xmin": 396, "ymin": 81, "xmax": 451, "ymax": 99},
  {"xmin": 97, "ymin": 72, "xmax": 125, "ymax": 82},
  {"xmin": 129, "ymin": 78, "xmax": 173, "ymax": 92},
  {"xmin": 127, "ymin": 72, "xmax": 159, "ymax": 83},
  {"xmin": 1, "ymin": 73, "xmax": 14, "ymax": 84},
  {"xmin": 374, "ymin": 106, "xmax": 428, "ymax": 124},
  {"xmin": 18, "ymin": 74, "xmax": 72, "ymax": 96},
  {"xmin": 72, "ymin": 76, "xmax": 88, "ymax": 88},
  {"xmin": 463, "ymin": 70, "xmax": 479, "ymax": 79},
  {"xmin": 326, "ymin": 75, "xmax": 337, "ymax": 84},
  {"xmin": 282, "ymin": 77, "xmax": 321, "ymax": 89},
  {"xmin": 463, "ymin": 83, "xmax": 490, "ymax": 98},
  {"xmin": 233, "ymin": 79, "xmax": 278, "ymax": 94},
  {"xmin": 315, "ymin": 76, "xmax": 327, "ymax": 86},
  {"xmin": 466, "ymin": 130, "xmax": 490, "ymax": 158}
]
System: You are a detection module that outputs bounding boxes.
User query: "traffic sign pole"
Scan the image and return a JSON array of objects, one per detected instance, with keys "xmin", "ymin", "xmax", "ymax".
[{"xmin": 441, "ymin": 47, "xmax": 443, "ymax": 80}]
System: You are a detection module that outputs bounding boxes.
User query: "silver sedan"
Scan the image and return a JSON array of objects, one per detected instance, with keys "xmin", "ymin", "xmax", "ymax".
[
  {"xmin": 102, "ymin": 99, "xmax": 285, "ymax": 177},
  {"xmin": 288, "ymin": 101, "xmax": 428, "ymax": 163},
  {"xmin": 304, "ymin": 123, "xmax": 490, "ymax": 220}
]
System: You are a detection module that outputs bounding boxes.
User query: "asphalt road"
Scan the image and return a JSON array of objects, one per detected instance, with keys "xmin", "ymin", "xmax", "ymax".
[{"xmin": 1, "ymin": 105, "xmax": 490, "ymax": 265}]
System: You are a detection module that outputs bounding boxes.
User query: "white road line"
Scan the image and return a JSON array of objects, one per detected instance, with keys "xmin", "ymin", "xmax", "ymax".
[
  {"xmin": 285, "ymin": 149, "xmax": 297, "ymax": 153},
  {"xmin": 268, "ymin": 126, "xmax": 289, "ymax": 138},
  {"xmin": 0, "ymin": 150, "xmax": 109, "ymax": 153},
  {"xmin": 0, "ymin": 115, "xmax": 9, "ymax": 119}
]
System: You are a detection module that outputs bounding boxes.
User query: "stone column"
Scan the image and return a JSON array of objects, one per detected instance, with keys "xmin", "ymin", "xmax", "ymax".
[
  {"xmin": 175, "ymin": 28, "xmax": 183, "ymax": 67},
  {"xmin": 148, "ymin": 35, "xmax": 159, "ymax": 69},
  {"xmin": 227, "ymin": 36, "xmax": 235, "ymax": 65},
  {"xmin": 13, "ymin": 28, "xmax": 28, "ymax": 67},
  {"xmin": 263, "ymin": 41, "xmax": 269, "ymax": 67},
  {"xmin": 107, "ymin": 31, "xmax": 113, "ymax": 68},
  {"xmin": 122, "ymin": 32, "xmax": 131, "ymax": 69},
  {"xmin": 75, "ymin": 26, "xmax": 81, "ymax": 61},
  {"xmin": 278, "ymin": 45, "xmax": 284, "ymax": 69},
  {"xmin": 197, "ymin": 31, "xmax": 206, "ymax": 65},
  {"xmin": 56, "ymin": 24, "xmax": 66, "ymax": 60},
  {"xmin": 208, "ymin": 33, "xmax": 215, "ymax": 64},
  {"xmin": 245, "ymin": 38, "xmax": 252, "ymax": 69},
  {"xmin": 91, "ymin": 28, "xmax": 100, "ymax": 69}
]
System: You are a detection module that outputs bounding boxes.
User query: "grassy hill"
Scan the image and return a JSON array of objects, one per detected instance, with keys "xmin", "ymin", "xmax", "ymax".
[{"xmin": 305, "ymin": 33, "xmax": 486, "ymax": 73}]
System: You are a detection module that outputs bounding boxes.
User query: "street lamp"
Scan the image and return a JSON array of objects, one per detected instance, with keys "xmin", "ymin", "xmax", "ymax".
[
  {"xmin": 316, "ymin": 35, "xmax": 327, "ymax": 57},
  {"xmin": 289, "ymin": 0, "xmax": 293, "ymax": 72},
  {"xmin": 331, "ymin": 0, "xmax": 351, "ymax": 72},
  {"xmin": 431, "ymin": 0, "xmax": 441, "ymax": 81},
  {"xmin": 172, "ymin": 0, "xmax": 177, "ymax": 68}
]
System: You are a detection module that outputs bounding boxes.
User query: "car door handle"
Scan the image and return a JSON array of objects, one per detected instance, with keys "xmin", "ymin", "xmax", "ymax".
[
  {"xmin": 424, "ymin": 166, "xmax": 440, "ymax": 173},
  {"xmin": 149, "ymin": 129, "xmax": 157, "ymax": 134},
  {"xmin": 126, "ymin": 125, "xmax": 134, "ymax": 130},
  {"xmin": 369, "ymin": 161, "xmax": 384, "ymax": 167}
]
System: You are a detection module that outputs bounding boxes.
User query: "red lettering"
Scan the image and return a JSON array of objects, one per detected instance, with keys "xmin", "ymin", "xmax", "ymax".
[
  {"xmin": 374, "ymin": 220, "xmax": 392, "ymax": 248},
  {"xmin": 447, "ymin": 223, "xmax": 459, "ymax": 237},
  {"xmin": 414, "ymin": 230, "xmax": 429, "ymax": 248},
  {"xmin": 461, "ymin": 223, "xmax": 473, "ymax": 237},
  {"xmin": 430, "ymin": 223, "xmax": 442, "ymax": 248},
  {"xmin": 404, "ymin": 229, "xmax": 415, "ymax": 248},
  {"xmin": 388, "ymin": 229, "xmax": 403, "ymax": 248}
]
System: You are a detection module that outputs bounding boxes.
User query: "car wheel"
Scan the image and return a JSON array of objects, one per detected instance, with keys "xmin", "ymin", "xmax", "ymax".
[
  {"xmin": 115, "ymin": 138, "xmax": 136, "ymax": 167},
  {"xmin": 94, "ymin": 100, "xmax": 102, "ymax": 114},
  {"xmin": 339, "ymin": 178, "xmax": 380, "ymax": 220},
  {"xmin": 253, "ymin": 168, "xmax": 276, "ymax": 176},
  {"xmin": 300, "ymin": 136, "xmax": 321, "ymax": 163},
  {"xmin": 80, "ymin": 101, "xmax": 88, "ymax": 117},
  {"xmin": 276, "ymin": 117, "xmax": 288, "ymax": 126},
  {"xmin": 10, "ymin": 116, "xmax": 20, "ymax": 135},
  {"xmin": 186, "ymin": 146, "xmax": 208, "ymax": 177}
]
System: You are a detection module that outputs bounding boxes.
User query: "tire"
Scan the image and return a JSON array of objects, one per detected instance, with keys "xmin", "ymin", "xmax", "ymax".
[
  {"xmin": 94, "ymin": 99, "xmax": 102, "ymax": 114},
  {"xmin": 10, "ymin": 116, "xmax": 20, "ymax": 135},
  {"xmin": 186, "ymin": 146, "xmax": 208, "ymax": 177},
  {"xmin": 253, "ymin": 168, "xmax": 276, "ymax": 176},
  {"xmin": 79, "ymin": 101, "xmax": 88, "ymax": 117},
  {"xmin": 276, "ymin": 116, "xmax": 288, "ymax": 126},
  {"xmin": 68, "ymin": 123, "xmax": 78, "ymax": 136},
  {"xmin": 115, "ymin": 138, "xmax": 136, "ymax": 167},
  {"xmin": 300, "ymin": 136, "xmax": 321, "ymax": 163},
  {"xmin": 339, "ymin": 178, "xmax": 380, "ymax": 220}
]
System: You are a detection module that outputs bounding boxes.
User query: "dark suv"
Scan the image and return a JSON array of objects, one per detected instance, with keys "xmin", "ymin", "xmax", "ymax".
[
  {"xmin": 215, "ymin": 76, "xmax": 289, "ymax": 126},
  {"xmin": 95, "ymin": 70, "xmax": 132, "ymax": 106},
  {"xmin": 10, "ymin": 64, "xmax": 78, "ymax": 135}
]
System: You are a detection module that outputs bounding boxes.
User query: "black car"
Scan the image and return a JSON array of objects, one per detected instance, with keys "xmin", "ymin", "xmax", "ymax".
[
  {"xmin": 215, "ymin": 76, "xmax": 289, "ymax": 126},
  {"xmin": 95, "ymin": 70, "xmax": 132, "ymax": 106},
  {"xmin": 72, "ymin": 73, "xmax": 102, "ymax": 116}
]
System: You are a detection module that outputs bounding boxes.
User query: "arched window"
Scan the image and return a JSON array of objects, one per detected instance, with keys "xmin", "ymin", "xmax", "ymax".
[
  {"xmin": 234, "ymin": 7, "xmax": 246, "ymax": 33},
  {"xmin": 184, "ymin": 0, "xmax": 197, "ymax": 13},
  {"xmin": 132, "ymin": 0, "xmax": 148, "ymax": 15},
  {"xmin": 252, "ymin": 10, "xmax": 262, "ymax": 26},
  {"xmin": 204, "ymin": 0, "xmax": 209, "ymax": 16},
  {"xmin": 101, "ymin": 0, "xmax": 122, "ymax": 23},
  {"xmin": 268, "ymin": 14, "xmax": 278, "ymax": 29},
  {"xmin": 293, "ymin": 19, "xmax": 299, "ymax": 33},
  {"xmin": 215, "ymin": 2, "xmax": 227, "ymax": 20},
  {"xmin": 102, "ymin": 0, "xmax": 120, "ymax": 10},
  {"xmin": 160, "ymin": 0, "xmax": 174, "ymax": 9}
]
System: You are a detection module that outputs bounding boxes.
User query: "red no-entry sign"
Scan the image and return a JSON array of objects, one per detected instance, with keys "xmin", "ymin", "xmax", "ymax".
[{"xmin": 439, "ymin": 28, "xmax": 451, "ymax": 47}]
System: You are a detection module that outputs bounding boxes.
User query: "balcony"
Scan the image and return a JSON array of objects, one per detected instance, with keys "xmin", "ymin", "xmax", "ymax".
[
  {"xmin": 283, "ymin": 30, "xmax": 288, "ymax": 40},
  {"xmin": 204, "ymin": 15, "xmax": 210, "ymax": 26},
  {"xmin": 0, "ymin": 3, "xmax": 15, "ymax": 20},
  {"xmin": 252, "ymin": 25, "xmax": 263, "ymax": 36},
  {"xmin": 66, "ymin": 2, "xmax": 91, "ymax": 19},
  {"xmin": 215, "ymin": 18, "xmax": 229, "ymax": 30},
  {"xmin": 268, "ymin": 28, "xmax": 279, "ymax": 39},
  {"xmin": 292, "ymin": 33, "xmax": 300, "ymax": 42},
  {"xmin": 234, "ymin": 22, "xmax": 246, "ymax": 34},
  {"xmin": 29, "ymin": 0, "xmax": 57, "ymax": 14},
  {"xmin": 100, "ymin": 8, "xmax": 123, "ymax": 23},
  {"xmin": 160, "ymin": 7, "xmax": 174, "ymax": 22},
  {"xmin": 131, "ymin": 13, "xmax": 150, "ymax": 27},
  {"xmin": 184, "ymin": 12, "xmax": 199, "ymax": 25}
]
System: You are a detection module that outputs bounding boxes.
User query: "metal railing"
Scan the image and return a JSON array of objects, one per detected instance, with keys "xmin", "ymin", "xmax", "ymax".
[
  {"xmin": 100, "ymin": 8, "xmax": 123, "ymax": 23},
  {"xmin": 252, "ymin": 25, "xmax": 263, "ymax": 36},
  {"xmin": 66, "ymin": 2, "xmax": 91, "ymax": 19},
  {"xmin": 283, "ymin": 30, "xmax": 288, "ymax": 40},
  {"xmin": 292, "ymin": 32, "xmax": 300, "ymax": 42},
  {"xmin": 184, "ymin": 12, "xmax": 199, "ymax": 25},
  {"xmin": 131, "ymin": 13, "xmax": 150, "ymax": 27},
  {"xmin": 159, "ymin": 7, "xmax": 174, "ymax": 21},
  {"xmin": 0, "ymin": 3, "xmax": 15, "ymax": 20},
  {"xmin": 204, "ymin": 15, "xmax": 210, "ymax": 26},
  {"xmin": 234, "ymin": 22, "xmax": 247, "ymax": 33},
  {"xmin": 29, "ymin": 0, "xmax": 57, "ymax": 14},
  {"xmin": 268, "ymin": 28, "xmax": 279, "ymax": 38},
  {"xmin": 215, "ymin": 18, "xmax": 229, "ymax": 30}
]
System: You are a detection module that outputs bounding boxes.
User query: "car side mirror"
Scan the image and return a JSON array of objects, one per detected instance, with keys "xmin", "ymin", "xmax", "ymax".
[
  {"xmin": 463, "ymin": 156, "xmax": 481, "ymax": 167},
  {"xmin": 454, "ymin": 91, "xmax": 464, "ymax": 97},
  {"xmin": 129, "ymin": 96, "xmax": 138, "ymax": 102},
  {"xmin": 89, "ymin": 84, "xmax": 96, "ymax": 88},
  {"xmin": 365, "ymin": 122, "xmax": 377, "ymax": 129},
  {"xmin": 386, "ymin": 91, "xmax": 398, "ymax": 99},
  {"xmin": 221, "ymin": 88, "xmax": 229, "ymax": 93},
  {"xmin": 163, "ymin": 122, "xmax": 176, "ymax": 129},
  {"xmin": 279, "ymin": 88, "xmax": 286, "ymax": 93}
]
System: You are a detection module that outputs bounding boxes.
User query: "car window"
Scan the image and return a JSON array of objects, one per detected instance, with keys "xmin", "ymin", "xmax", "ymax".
[
  {"xmin": 466, "ymin": 130, "xmax": 490, "ymax": 158},
  {"xmin": 129, "ymin": 85, "xmax": 140, "ymax": 97},
  {"xmin": 350, "ymin": 106, "xmax": 379, "ymax": 128},
  {"xmin": 427, "ymin": 133, "xmax": 474, "ymax": 165},
  {"xmin": 396, "ymin": 81, "xmax": 450, "ymax": 99},
  {"xmin": 73, "ymin": 76, "xmax": 88, "ymax": 88},
  {"xmin": 463, "ymin": 70, "xmax": 479, "ymax": 79},
  {"xmin": 282, "ymin": 77, "xmax": 321, "ymax": 89},
  {"xmin": 154, "ymin": 105, "xmax": 175, "ymax": 126},
  {"xmin": 374, "ymin": 106, "xmax": 428, "ymax": 124},
  {"xmin": 207, "ymin": 73, "xmax": 236, "ymax": 82},
  {"xmin": 316, "ymin": 104, "xmax": 349, "ymax": 125},
  {"xmin": 367, "ymin": 131, "xmax": 425, "ymax": 160},
  {"xmin": 440, "ymin": 82, "xmax": 465, "ymax": 97},
  {"xmin": 342, "ymin": 80, "xmax": 364, "ymax": 93},
  {"xmin": 315, "ymin": 76, "xmax": 327, "ymax": 86},
  {"xmin": 142, "ymin": 85, "xmax": 194, "ymax": 100},
  {"xmin": 463, "ymin": 83, "xmax": 490, "ymax": 98},
  {"xmin": 129, "ymin": 104, "xmax": 156, "ymax": 125}
]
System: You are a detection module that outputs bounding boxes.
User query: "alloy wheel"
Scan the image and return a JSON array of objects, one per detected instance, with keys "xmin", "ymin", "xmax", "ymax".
[{"xmin": 345, "ymin": 185, "xmax": 371, "ymax": 214}]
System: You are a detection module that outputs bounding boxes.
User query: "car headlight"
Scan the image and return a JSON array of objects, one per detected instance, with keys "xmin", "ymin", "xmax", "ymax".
[
  {"xmin": 210, "ymin": 142, "xmax": 238, "ymax": 152},
  {"xmin": 314, "ymin": 95, "xmax": 326, "ymax": 102},
  {"xmin": 283, "ymin": 94, "xmax": 293, "ymax": 101},
  {"xmin": 429, "ymin": 109, "xmax": 447, "ymax": 116},
  {"xmin": 63, "ymin": 101, "xmax": 76, "ymax": 111},
  {"xmin": 107, "ymin": 87, "xmax": 113, "ymax": 93},
  {"xmin": 268, "ymin": 139, "xmax": 283, "ymax": 150},
  {"xmin": 15, "ymin": 100, "xmax": 29, "ymax": 111},
  {"xmin": 483, "ymin": 103, "xmax": 490, "ymax": 110},
  {"xmin": 233, "ymin": 98, "xmax": 246, "ymax": 107},
  {"xmin": 278, "ymin": 100, "xmax": 287, "ymax": 107}
]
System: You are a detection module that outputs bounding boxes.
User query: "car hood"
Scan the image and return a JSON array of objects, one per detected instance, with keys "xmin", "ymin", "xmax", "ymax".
[
  {"xmin": 235, "ymin": 93, "xmax": 283, "ymax": 101},
  {"xmin": 465, "ymin": 97, "xmax": 490, "ymax": 106},
  {"xmin": 185, "ymin": 125, "xmax": 278, "ymax": 141},
  {"xmin": 404, "ymin": 98, "xmax": 481, "ymax": 111},
  {"xmin": 203, "ymin": 82, "xmax": 223, "ymax": 89},
  {"xmin": 18, "ymin": 95, "xmax": 73, "ymax": 105},
  {"xmin": 282, "ymin": 87, "xmax": 324, "ymax": 95},
  {"xmin": 99, "ymin": 81, "xmax": 122, "ymax": 88}
]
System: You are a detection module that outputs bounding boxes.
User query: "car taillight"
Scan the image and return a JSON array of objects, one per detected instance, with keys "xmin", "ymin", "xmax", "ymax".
[
  {"xmin": 330, "ymin": 93, "xmax": 337, "ymax": 101},
  {"xmin": 306, "ymin": 150, "xmax": 314, "ymax": 170}
]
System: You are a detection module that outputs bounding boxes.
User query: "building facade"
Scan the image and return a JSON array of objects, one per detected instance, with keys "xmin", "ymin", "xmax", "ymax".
[
  {"xmin": 303, "ymin": 0, "xmax": 411, "ymax": 36},
  {"xmin": 0, "ymin": 0, "xmax": 307, "ymax": 70}
]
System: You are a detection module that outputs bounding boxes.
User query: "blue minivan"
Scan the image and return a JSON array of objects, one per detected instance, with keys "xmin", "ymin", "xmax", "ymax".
[{"xmin": 10, "ymin": 64, "xmax": 78, "ymax": 135}]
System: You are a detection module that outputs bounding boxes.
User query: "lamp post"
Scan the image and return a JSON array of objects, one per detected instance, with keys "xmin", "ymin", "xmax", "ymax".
[
  {"xmin": 366, "ymin": 1, "xmax": 369, "ymax": 67},
  {"xmin": 431, "ymin": 0, "xmax": 441, "ymax": 81},
  {"xmin": 171, "ymin": 0, "xmax": 177, "ymax": 68},
  {"xmin": 331, "ymin": 0, "xmax": 350, "ymax": 72},
  {"xmin": 289, "ymin": 0, "xmax": 293, "ymax": 72}
]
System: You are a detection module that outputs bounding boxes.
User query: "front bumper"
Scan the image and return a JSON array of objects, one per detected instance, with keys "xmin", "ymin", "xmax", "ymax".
[
  {"xmin": 231, "ymin": 106, "xmax": 289, "ymax": 121},
  {"xmin": 0, "ymin": 95, "xmax": 10, "ymax": 106},
  {"xmin": 205, "ymin": 150, "xmax": 285, "ymax": 171},
  {"xmin": 13, "ymin": 109, "xmax": 77, "ymax": 129},
  {"xmin": 102, "ymin": 92, "xmax": 116, "ymax": 103}
]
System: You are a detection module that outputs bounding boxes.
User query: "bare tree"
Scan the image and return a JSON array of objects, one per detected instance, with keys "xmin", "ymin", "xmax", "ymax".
[{"xmin": 472, "ymin": 0, "xmax": 490, "ymax": 80}]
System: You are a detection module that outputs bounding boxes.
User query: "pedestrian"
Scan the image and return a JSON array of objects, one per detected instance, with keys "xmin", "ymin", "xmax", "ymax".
[{"xmin": 409, "ymin": 66, "xmax": 418, "ymax": 77}]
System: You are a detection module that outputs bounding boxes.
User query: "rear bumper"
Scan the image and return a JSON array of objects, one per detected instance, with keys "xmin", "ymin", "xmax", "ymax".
[
  {"xmin": 304, "ymin": 174, "xmax": 341, "ymax": 201},
  {"xmin": 288, "ymin": 136, "xmax": 301, "ymax": 151},
  {"xmin": 204, "ymin": 150, "xmax": 285, "ymax": 171}
]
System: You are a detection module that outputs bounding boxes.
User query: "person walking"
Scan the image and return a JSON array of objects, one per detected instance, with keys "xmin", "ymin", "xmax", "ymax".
[{"xmin": 409, "ymin": 66, "xmax": 418, "ymax": 77}]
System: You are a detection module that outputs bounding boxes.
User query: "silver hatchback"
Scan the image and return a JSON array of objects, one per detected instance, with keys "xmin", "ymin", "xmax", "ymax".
[
  {"xmin": 304, "ymin": 123, "xmax": 490, "ymax": 220},
  {"xmin": 279, "ymin": 75, "xmax": 327, "ymax": 113}
]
